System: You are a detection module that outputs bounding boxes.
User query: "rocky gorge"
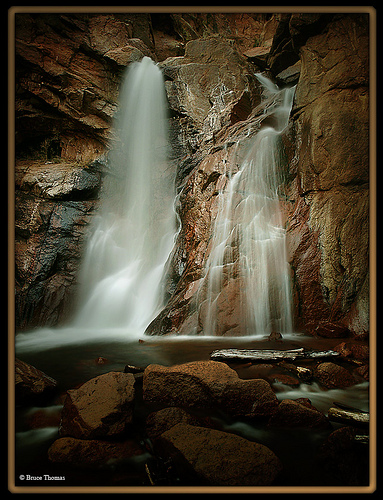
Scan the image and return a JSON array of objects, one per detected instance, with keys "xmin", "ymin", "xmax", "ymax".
[
  {"xmin": 11, "ymin": 8, "xmax": 374, "ymax": 491},
  {"xmin": 13, "ymin": 10, "xmax": 371, "ymax": 338}
]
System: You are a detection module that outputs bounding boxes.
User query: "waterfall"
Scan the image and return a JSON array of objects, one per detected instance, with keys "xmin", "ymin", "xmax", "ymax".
[
  {"xmin": 73, "ymin": 57, "xmax": 177, "ymax": 332},
  {"xmin": 196, "ymin": 75, "xmax": 295, "ymax": 336}
]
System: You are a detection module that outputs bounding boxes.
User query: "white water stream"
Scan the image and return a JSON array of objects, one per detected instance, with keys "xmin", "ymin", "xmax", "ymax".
[
  {"xmin": 197, "ymin": 76, "xmax": 295, "ymax": 336},
  {"xmin": 17, "ymin": 57, "xmax": 177, "ymax": 351},
  {"xmin": 73, "ymin": 57, "xmax": 177, "ymax": 332}
]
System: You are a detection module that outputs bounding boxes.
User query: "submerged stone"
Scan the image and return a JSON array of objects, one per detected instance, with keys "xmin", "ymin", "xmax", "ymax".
[{"xmin": 267, "ymin": 398, "xmax": 330, "ymax": 428}]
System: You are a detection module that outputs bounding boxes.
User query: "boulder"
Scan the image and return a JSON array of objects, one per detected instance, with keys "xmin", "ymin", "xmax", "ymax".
[
  {"xmin": 48, "ymin": 436, "xmax": 145, "ymax": 468},
  {"xmin": 15, "ymin": 358, "xmax": 57, "ymax": 405},
  {"xmin": 314, "ymin": 362, "xmax": 356, "ymax": 389},
  {"xmin": 155, "ymin": 423, "xmax": 283, "ymax": 486},
  {"xmin": 267, "ymin": 398, "xmax": 330, "ymax": 428},
  {"xmin": 315, "ymin": 322, "xmax": 350, "ymax": 339},
  {"xmin": 317, "ymin": 426, "xmax": 369, "ymax": 486},
  {"xmin": 143, "ymin": 360, "xmax": 278, "ymax": 418},
  {"xmin": 354, "ymin": 365, "xmax": 369, "ymax": 381},
  {"xmin": 243, "ymin": 46, "xmax": 271, "ymax": 68},
  {"xmin": 60, "ymin": 371, "xmax": 135, "ymax": 439},
  {"xmin": 333, "ymin": 342, "xmax": 369, "ymax": 363},
  {"xmin": 275, "ymin": 60, "xmax": 301, "ymax": 85},
  {"xmin": 146, "ymin": 407, "xmax": 214, "ymax": 441}
]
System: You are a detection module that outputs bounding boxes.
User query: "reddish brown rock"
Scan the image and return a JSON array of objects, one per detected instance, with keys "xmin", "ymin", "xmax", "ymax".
[
  {"xmin": 314, "ymin": 362, "xmax": 356, "ymax": 389},
  {"xmin": 354, "ymin": 364, "xmax": 369, "ymax": 381},
  {"xmin": 315, "ymin": 322, "xmax": 350, "ymax": 339},
  {"xmin": 333, "ymin": 342, "xmax": 369, "ymax": 363},
  {"xmin": 15, "ymin": 159, "xmax": 102, "ymax": 329},
  {"xmin": 14, "ymin": 12, "xmax": 370, "ymax": 338},
  {"xmin": 244, "ymin": 46, "xmax": 271, "ymax": 68},
  {"xmin": 283, "ymin": 14, "xmax": 369, "ymax": 335},
  {"xmin": 156, "ymin": 423, "xmax": 283, "ymax": 486},
  {"xmin": 272, "ymin": 374, "xmax": 300, "ymax": 387},
  {"xmin": 146, "ymin": 407, "xmax": 215, "ymax": 441},
  {"xmin": 48, "ymin": 436, "xmax": 145, "ymax": 468},
  {"xmin": 15, "ymin": 358, "xmax": 57, "ymax": 405},
  {"xmin": 267, "ymin": 398, "xmax": 330, "ymax": 428},
  {"xmin": 143, "ymin": 360, "xmax": 278, "ymax": 418},
  {"xmin": 161, "ymin": 36, "xmax": 262, "ymax": 147},
  {"xmin": 15, "ymin": 13, "xmax": 155, "ymax": 163},
  {"xmin": 60, "ymin": 371, "xmax": 135, "ymax": 439}
]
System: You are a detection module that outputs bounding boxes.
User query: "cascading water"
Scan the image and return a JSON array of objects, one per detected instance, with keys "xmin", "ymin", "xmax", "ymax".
[
  {"xmin": 196, "ymin": 75, "xmax": 295, "ymax": 337},
  {"xmin": 73, "ymin": 57, "xmax": 177, "ymax": 332}
]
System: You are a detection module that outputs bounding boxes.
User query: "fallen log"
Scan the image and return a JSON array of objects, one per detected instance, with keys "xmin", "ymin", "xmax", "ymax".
[
  {"xmin": 327, "ymin": 406, "xmax": 369, "ymax": 428},
  {"xmin": 210, "ymin": 348, "xmax": 340, "ymax": 363}
]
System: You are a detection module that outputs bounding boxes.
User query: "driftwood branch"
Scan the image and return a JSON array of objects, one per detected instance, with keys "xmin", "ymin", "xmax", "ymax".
[
  {"xmin": 210, "ymin": 348, "xmax": 340, "ymax": 363},
  {"xmin": 354, "ymin": 434, "xmax": 369, "ymax": 445},
  {"xmin": 328, "ymin": 404, "xmax": 369, "ymax": 428},
  {"xmin": 278, "ymin": 361, "xmax": 313, "ymax": 382}
]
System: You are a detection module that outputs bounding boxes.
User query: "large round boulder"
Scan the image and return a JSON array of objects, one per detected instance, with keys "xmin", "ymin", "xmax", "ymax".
[
  {"xmin": 60, "ymin": 371, "xmax": 136, "ymax": 439},
  {"xmin": 155, "ymin": 423, "xmax": 283, "ymax": 486},
  {"xmin": 143, "ymin": 360, "xmax": 278, "ymax": 418}
]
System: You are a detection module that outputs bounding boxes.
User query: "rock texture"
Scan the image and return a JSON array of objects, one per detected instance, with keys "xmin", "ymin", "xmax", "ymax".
[
  {"xmin": 15, "ymin": 159, "xmax": 102, "ymax": 329},
  {"xmin": 282, "ymin": 13, "xmax": 369, "ymax": 335},
  {"xmin": 145, "ymin": 406, "xmax": 215, "ymax": 441},
  {"xmin": 143, "ymin": 360, "xmax": 278, "ymax": 418},
  {"xmin": 15, "ymin": 13, "xmax": 155, "ymax": 163},
  {"xmin": 314, "ymin": 362, "xmax": 357, "ymax": 389},
  {"xmin": 48, "ymin": 436, "xmax": 145, "ymax": 468},
  {"xmin": 31, "ymin": 360, "xmax": 367, "ymax": 486},
  {"xmin": 15, "ymin": 358, "xmax": 57, "ymax": 405},
  {"xmin": 14, "ymin": 12, "xmax": 276, "ymax": 163},
  {"xmin": 59, "ymin": 371, "xmax": 136, "ymax": 439},
  {"xmin": 13, "ymin": 12, "xmax": 278, "ymax": 331},
  {"xmin": 267, "ymin": 398, "xmax": 330, "ymax": 428},
  {"xmin": 155, "ymin": 423, "xmax": 283, "ymax": 486}
]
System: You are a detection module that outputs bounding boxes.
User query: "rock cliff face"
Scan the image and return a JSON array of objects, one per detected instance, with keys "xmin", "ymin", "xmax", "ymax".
[
  {"xmin": 284, "ymin": 13, "xmax": 369, "ymax": 335},
  {"xmin": 13, "ymin": 11, "xmax": 370, "ymax": 336},
  {"xmin": 147, "ymin": 13, "xmax": 370, "ymax": 337}
]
